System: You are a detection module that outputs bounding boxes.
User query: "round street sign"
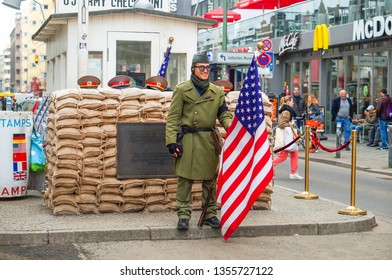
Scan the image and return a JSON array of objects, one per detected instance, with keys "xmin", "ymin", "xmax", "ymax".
[
  {"xmin": 261, "ymin": 39, "xmax": 272, "ymax": 52},
  {"xmin": 257, "ymin": 53, "xmax": 271, "ymax": 67}
]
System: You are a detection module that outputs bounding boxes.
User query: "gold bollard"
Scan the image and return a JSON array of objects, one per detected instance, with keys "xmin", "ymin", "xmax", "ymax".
[
  {"xmin": 339, "ymin": 130, "xmax": 367, "ymax": 215},
  {"xmin": 295, "ymin": 125, "xmax": 319, "ymax": 199}
]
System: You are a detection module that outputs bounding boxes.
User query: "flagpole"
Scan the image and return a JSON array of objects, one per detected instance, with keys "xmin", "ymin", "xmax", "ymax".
[{"xmin": 222, "ymin": 0, "xmax": 227, "ymax": 80}]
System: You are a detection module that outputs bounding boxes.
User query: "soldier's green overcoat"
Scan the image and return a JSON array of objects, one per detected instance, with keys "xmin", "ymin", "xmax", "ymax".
[{"xmin": 166, "ymin": 80, "xmax": 232, "ymax": 180}]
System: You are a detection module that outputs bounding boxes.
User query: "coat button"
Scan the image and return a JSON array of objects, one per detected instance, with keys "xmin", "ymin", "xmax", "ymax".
[
  {"xmin": 193, "ymin": 121, "xmax": 197, "ymax": 125},
  {"xmin": 194, "ymin": 111, "xmax": 198, "ymax": 115}
]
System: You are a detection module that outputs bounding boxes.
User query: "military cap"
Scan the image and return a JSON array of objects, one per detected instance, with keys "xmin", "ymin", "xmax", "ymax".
[
  {"xmin": 213, "ymin": 80, "xmax": 233, "ymax": 93},
  {"xmin": 192, "ymin": 52, "xmax": 210, "ymax": 64},
  {"xmin": 145, "ymin": 76, "xmax": 168, "ymax": 91},
  {"xmin": 107, "ymin": 75, "xmax": 131, "ymax": 89},
  {"xmin": 77, "ymin": 75, "xmax": 101, "ymax": 89}
]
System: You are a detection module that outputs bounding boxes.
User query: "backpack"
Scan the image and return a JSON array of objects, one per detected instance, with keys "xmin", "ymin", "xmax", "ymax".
[{"xmin": 387, "ymin": 101, "xmax": 392, "ymax": 120}]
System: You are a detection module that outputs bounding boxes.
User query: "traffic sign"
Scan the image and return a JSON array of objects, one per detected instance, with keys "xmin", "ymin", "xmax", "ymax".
[
  {"xmin": 261, "ymin": 39, "xmax": 273, "ymax": 52},
  {"xmin": 257, "ymin": 53, "xmax": 272, "ymax": 67},
  {"xmin": 216, "ymin": 52, "xmax": 254, "ymax": 64}
]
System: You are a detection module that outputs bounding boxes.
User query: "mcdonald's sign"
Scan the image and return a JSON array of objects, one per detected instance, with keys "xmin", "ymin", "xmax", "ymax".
[{"xmin": 313, "ymin": 24, "xmax": 329, "ymax": 51}]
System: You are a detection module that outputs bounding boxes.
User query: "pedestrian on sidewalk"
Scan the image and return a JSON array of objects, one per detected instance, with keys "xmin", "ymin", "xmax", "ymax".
[
  {"xmin": 376, "ymin": 88, "xmax": 391, "ymax": 150},
  {"xmin": 331, "ymin": 89, "xmax": 353, "ymax": 150},
  {"xmin": 292, "ymin": 86, "xmax": 306, "ymax": 129},
  {"xmin": 363, "ymin": 105, "xmax": 380, "ymax": 147},
  {"xmin": 273, "ymin": 95, "xmax": 303, "ymax": 180},
  {"xmin": 165, "ymin": 52, "xmax": 232, "ymax": 230}
]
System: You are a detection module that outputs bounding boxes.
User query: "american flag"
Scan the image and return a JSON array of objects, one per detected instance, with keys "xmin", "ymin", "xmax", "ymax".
[
  {"xmin": 158, "ymin": 45, "xmax": 171, "ymax": 78},
  {"xmin": 217, "ymin": 55, "xmax": 273, "ymax": 240}
]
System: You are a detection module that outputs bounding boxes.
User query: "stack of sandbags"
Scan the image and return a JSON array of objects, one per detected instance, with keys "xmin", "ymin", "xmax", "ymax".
[
  {"xmin": 44, "ymin": 89, "xmax": 82, "ymax": 214},
  {"xmin": 44, "ymin": 87, "xmax": 274, "ymax": 215},
  {"xmin": 121, "ymin": 179, "xmax": 146, "ymax": 212},
  {"xmin": 139, "ymin": 89, "xmax": 166, "ymax": 122},
  {"xmin": 144, "ymin": 179, "xmax": 171, "ymax": 212}
]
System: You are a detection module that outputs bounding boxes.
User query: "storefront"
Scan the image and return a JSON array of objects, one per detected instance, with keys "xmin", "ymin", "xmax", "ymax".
[{"xmin": 270, "ymin": 16, "xmax": 392, "ymax": 133}]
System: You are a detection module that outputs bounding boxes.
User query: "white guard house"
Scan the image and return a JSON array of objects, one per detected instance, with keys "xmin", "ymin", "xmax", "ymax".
[{"xmin": 32, "ymin": 6, "xmax": 216, "ymax": 92}]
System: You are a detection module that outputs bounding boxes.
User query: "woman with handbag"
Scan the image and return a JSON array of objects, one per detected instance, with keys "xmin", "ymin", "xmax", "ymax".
[{"xmin": 273, "ymin": 95, "xmax": 303, "ymax": 180}]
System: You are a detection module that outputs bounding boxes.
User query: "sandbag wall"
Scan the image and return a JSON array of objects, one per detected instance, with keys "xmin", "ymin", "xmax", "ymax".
[{"xmin": 44, "ymin": 88, "xmax": 273, "ymax": 215}]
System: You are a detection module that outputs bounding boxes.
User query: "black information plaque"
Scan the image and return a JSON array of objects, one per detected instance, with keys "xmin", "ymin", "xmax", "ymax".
[{"xmin": 116, "ymin": 123, "xmax": 176, "ymax": 179}]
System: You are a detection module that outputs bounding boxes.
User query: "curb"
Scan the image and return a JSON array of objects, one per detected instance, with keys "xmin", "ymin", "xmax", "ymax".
[{"xmin": 0, "ymin": 214, "xmax": 377, "ymax": 246}]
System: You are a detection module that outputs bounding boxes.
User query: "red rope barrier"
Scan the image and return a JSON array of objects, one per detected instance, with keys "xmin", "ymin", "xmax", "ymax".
[
  {"xmin": 311, "ymin": 135, "xmax": 351, "ymax": 152},
  {"xmin": 273, "ymin": 136, "xmax": 301, "ymax": 154}
]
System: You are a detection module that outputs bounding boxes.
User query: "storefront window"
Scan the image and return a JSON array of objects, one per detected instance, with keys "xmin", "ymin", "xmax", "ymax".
[
  {"xmin": 292, "ymin": 61, "xmax": 300, "ymax": 92},
  {"xmin": 373, "ymin": 51, "xmax": 388, "ymax": 106},
  {"xmin": 310, "ymin": 59, "xmax": 319, "ymax": 97},
  {"xmin": 302, "ymin": 61, "xmax": 309, "ymax": 97}
]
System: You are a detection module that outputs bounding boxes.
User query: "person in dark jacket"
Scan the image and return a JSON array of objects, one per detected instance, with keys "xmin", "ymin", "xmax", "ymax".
[
  {"xmin": 292, "ymin": 86, "xmax": 306, "ymax": 129},
  {"xmin": 165, "ymin": 52, "xmax": 233, "ymax": 230},
  {"xmin": 375, "ymin": 88, "xmax": 391, "ymax": 150},
  {"xmin": 331, "ymin": 89, "xmax": 353, "ymax": 150}
]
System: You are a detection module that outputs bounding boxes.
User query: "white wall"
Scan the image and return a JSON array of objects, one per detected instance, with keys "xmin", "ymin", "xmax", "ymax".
[{"xmin": 46, "ymin": 12, "xmax": 200, "ymax": 91}]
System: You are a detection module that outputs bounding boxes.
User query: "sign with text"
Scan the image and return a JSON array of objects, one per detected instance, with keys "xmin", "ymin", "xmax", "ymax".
[
  {"xmin": 56, "ymin": 0, "xmax": 169, "ymax": 13},
  {"xmin": 0, "ymin": 112, "xmax": 33, "ymax": 198},
  {"xmin": 216, "ymin": 52, "xmax": 254, "ymax": 65},
  {"xmin": 116, "ymin": 123, "xmax": 175, "ymax": 179}
]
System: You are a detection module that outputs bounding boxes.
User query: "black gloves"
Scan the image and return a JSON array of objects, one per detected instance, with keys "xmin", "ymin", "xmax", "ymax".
[{"xmin": 167, "ymin": 143, "xmax": 183, "ymax": 157}]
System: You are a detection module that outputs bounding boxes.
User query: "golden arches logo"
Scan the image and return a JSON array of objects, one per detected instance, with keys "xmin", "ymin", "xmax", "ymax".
[{"xmin": 313, "ymin": 24, "xmax": 329, "ymax": 51}]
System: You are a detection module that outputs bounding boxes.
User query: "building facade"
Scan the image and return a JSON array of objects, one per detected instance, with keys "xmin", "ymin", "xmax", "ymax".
[{"xmin": 196, "ymin": 0, "xmax": 392, "ymax": 132}]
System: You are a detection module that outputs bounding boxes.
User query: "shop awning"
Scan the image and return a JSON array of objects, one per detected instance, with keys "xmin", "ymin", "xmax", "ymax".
[
  {"xmin": 236, "ymin": 0, "xmax": 306, "ymax": 10},
  {"xmin": 203, "ymin": 7, "xmax": 241, "ymax": 22}
]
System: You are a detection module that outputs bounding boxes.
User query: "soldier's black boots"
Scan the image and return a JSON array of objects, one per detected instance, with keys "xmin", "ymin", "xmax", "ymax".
[
  {"xmin": 177, "ymin": 219, "xmax": 189, "ymax": 230},
  {"xmin": 203, "ymin": 216, "xmax": 220, "ymax": 229}
]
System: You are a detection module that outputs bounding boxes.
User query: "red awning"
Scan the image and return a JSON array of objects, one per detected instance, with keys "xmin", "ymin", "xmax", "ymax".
[
  {"xmin": 203, "ymin": 7, "xmax": 241, "ymax": 23},
  {"xmin": 236, "ymin": 0, "xmax": 306, "ymax": 10}
]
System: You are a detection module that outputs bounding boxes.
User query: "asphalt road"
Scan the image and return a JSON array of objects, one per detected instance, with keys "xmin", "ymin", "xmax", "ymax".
[{"xmin": 274, "ymin": 158, "xmax": 392, "ymax": 221}]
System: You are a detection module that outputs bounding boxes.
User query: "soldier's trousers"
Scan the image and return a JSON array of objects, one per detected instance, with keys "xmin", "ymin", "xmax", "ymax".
[{"xmin": 176, "ymin": 176, "xmax": 217, "ymax": 220}]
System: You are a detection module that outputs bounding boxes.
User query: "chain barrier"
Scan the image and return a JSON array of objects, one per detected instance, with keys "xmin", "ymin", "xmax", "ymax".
[
  {"xmin": 273, "ymin": 135, "xmax": 302, "ymax": 154},
  {"xmin": 311, "ymin": 135, "xmax": 351, "ymax": 152}
]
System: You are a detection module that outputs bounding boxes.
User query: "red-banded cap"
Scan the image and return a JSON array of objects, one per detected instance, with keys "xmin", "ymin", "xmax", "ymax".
[
  {"xmin": 145, "ymin": 76, "xmax": 168, "ymax": 91},
  {"xmin": 77, "ymin": 75, "xmax": 101, "ymax": 89},
  {"xmin": 108, "ymin": 75, "xmax": 131, "ymax": 89}
]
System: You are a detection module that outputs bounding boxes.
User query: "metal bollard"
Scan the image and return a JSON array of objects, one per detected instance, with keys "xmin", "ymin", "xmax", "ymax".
[
  {"xmin": 335, "ymin": 121, "xmax": 341, "ymax": 158},
  {"xmin": 339, "ymin": 130, "xmax": 367, "ymax": 215},
  {"xmin": 295, "ymin": 125, "xmax": 319, "ymax": 200},
  {"xmin": 388, "ymin": 125, "xmax": 392, "ymax": 168}
]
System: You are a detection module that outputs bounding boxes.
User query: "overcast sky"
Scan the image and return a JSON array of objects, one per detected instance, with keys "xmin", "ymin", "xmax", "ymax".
[{"xmin": 0, "ymin": 4, "xmax": 20, "ymax": 52}]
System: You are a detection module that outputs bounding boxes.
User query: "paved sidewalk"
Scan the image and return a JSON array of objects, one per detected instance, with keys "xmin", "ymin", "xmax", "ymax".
[{"xmin": 0, "ymin": 133, "xmax": 389, "ymax": 247}]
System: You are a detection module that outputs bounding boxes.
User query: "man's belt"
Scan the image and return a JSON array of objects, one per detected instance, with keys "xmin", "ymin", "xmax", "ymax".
[{"xmin": 181, "ymin": 126, "xmax": 214, "ymax": 134}]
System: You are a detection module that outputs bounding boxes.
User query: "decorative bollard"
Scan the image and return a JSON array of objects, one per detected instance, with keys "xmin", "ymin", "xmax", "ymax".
[
  {"xmin": 295, "ymin": 125, "xmax": 319, "ymax": 200},
  {"xmin": 338, "ymin": 130, "xmax": 367, "ymax": 215}
]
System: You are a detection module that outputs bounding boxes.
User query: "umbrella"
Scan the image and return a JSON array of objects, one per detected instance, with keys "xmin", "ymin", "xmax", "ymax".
[
  {"xmin": 236, "ymin": 0, "xmax": 306, "ymax": 10},
  {"xmin": 203, "ymin": 7, "xmax": 241, "ymax": 23}
]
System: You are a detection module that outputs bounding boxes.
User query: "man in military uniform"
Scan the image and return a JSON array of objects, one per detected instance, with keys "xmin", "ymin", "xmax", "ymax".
[
  {"xmin": 165, "ymin": 52, "xmax": 232, "ymax": 230},
  {"xmin": 108, "ymin": 75, "xmax": 131, "ymax": 89},
  {"xmin": 77, "ymin": 75, "xmax": 101, "ymax": 89}
]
